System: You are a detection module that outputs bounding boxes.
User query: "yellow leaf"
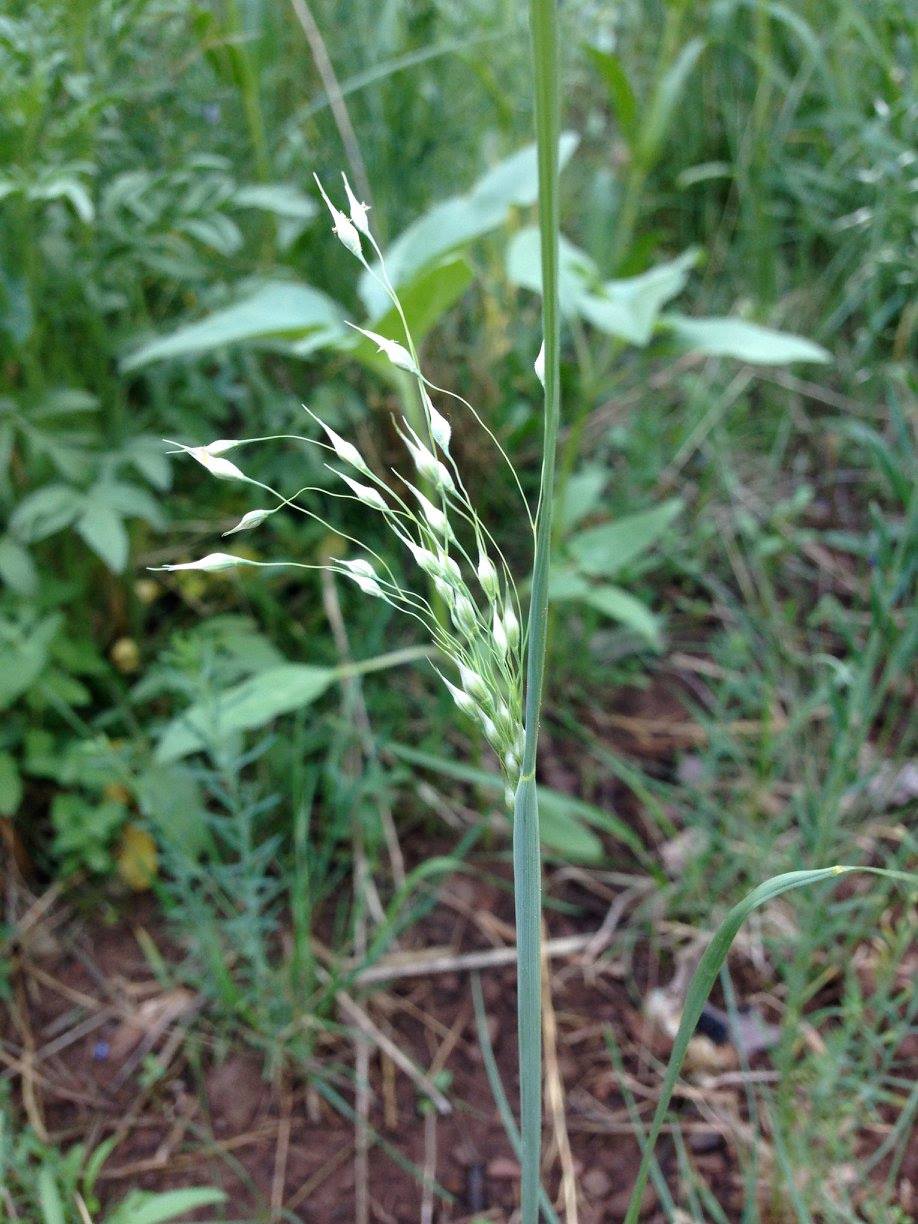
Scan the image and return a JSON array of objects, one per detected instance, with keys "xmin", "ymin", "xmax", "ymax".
[{"xmin": 117, "ymin": 823, "xmax": 158, "ymax": 890}]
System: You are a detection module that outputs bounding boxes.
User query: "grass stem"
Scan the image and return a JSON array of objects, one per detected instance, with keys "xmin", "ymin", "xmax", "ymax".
[{"xmin": 515, "ymin": 2, "xmax": 561, "ymax": 1220}]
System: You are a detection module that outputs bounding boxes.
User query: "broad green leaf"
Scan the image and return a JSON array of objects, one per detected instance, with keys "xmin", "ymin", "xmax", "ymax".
[
  {"xmin": 567, "ymin": 499, "xmax": 682, "ymax": 577},
  {"xmin": 664, "ymin": 314, "xmax": 829, "ymax": 364},
  {"xmin": 622, "ymin": 866, "xmax": 917, "ymax": 1223},
  {"xmin": 134, "ymin": 764, "xmax": 212, "ymax": 860},
  {"xmin": 233, "ymin": 183, "xmax": 317, "ymax": 220},
  {"xmin": 557, "ymin": 465, "xmax": 607, "ymax": 532},
  {"xmin": 32, "ymin": 388, "xmax": 99, "ymax": 419},
  {"xmin": 156, "ymin": 663, "xmax": 336, "ymax": 761},
  {"xmin": 506, "ymin": 227, "xmax": 600, "ymax": 316},
  {"xmin": 9, "ymin": 483, "xmax": 82, "ymax": 541},
  {"xmin": 0, "ymin": 614, "xmax": 61, "ymax": 709},
  {"xmin": 547, "ymin": 566, "xmax": 591, "ymax": 602},
  {"xmin": 581, "ymin": 584, "xmax": 662, "ymax": 647},
  {"xmin": 508, "ymin": 228, "xmax": 697, "ymax": 345},
  {"xmin": 93, "ymin": 479, "xmax": 165, "ymax": 527},
  {"xmin": 586, "ymin": 46, "xmax": 638, "ymax": 148},
  {"xmin": 77, "ymin": 502, "xmax": 129, "ymax": 571},
  {"xmin": 360, "ymin": 134, "xmax": 579, "ymax": 315},
  {"xmin": 122, "ymin": 282, "xmax": 346, "ymax": 370},
  {"xmin": 123, "ymin": 435, "xmax": 173, "ymax": 491},
  {"xmin": 105, "ymin": 1188, "xmax": 227, "ymax": 1224},
  {"xmin": 0, "ymin": 751, "xmax": 22, "ymax": 815},
  {"xmin": 0, "ymin": 534, "xmax": 37, "ymax": 594},
  {"xmin": 579, "ymin": 251, "xmax": 698, "ymax": 345},
  {"xmin": 364, "ymin": 256, "xmax": 474, "ymax": 338}
]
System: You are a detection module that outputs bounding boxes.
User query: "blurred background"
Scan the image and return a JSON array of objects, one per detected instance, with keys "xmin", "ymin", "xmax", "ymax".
[{"xmin": 1, "ymin": 1, "xmax": 915, "ymax": 1220}]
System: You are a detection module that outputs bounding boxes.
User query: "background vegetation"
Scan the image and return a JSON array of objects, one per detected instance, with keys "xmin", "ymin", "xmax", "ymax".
[{"xmin": 1, "ymin": 0, "xmax": 914, "ymax": 1220}]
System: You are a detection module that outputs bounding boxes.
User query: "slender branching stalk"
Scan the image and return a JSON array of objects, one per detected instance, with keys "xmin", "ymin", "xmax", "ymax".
[{"xmin": 514, "ymin": 2, "xmax": 561, "ymax": 1220}]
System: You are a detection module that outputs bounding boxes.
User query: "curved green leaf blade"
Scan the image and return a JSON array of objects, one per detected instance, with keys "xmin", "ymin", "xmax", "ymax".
[
  {"xmin": 567, "ymin": 498, "xmax": 682, "ymax": 578},
  {"xmin": 622, "ymin": 866, "xmax": 917, "ymax": 1223},
  {"xmin": 122, "ymin": 282, "xmax": 346, "ymax": 370}
]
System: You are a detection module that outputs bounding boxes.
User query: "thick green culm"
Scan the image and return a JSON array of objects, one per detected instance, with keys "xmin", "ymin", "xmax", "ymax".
[{"xmin": 514, "ymin": 1, "xmax": 562, "ymax": 1220}]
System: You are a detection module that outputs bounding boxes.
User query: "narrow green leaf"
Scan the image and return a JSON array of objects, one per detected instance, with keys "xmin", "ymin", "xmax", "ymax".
[
  {"xmin": 585, "ymin": 46, "xmax": 638, "ymax": 147},
  {"xmin": 105, "ymin": 1188, "xmax": 227, "ymax": 1224},
  {"xmin": 622, "ymin": 866, "xmax": 917, "ymax": 1223},
  {"xmin": 637, "ymin": 38, "xmax": 705, "ymax": 169},
  {"xmin": 387, "ymin": 742, "xmax": 652, "ymax": 869},
  {"xmin": 0, "ymin": 751, "xmax": 22, "ymax": 816},
  {"xmin": 37, "ymin": 1169, "xmax": 65, "ymax": 1224}
]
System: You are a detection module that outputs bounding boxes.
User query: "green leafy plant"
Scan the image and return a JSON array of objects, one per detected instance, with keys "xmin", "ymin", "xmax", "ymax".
[{"xmin": 0, "ymin": 1103, "xmax": 225, "ymax": 1224}]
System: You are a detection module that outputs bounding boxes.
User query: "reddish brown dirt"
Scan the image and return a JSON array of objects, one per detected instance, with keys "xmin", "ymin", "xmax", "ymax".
[{"xmin": 3, "ymin": 675, "xmax": 913, "ymax": 1221}]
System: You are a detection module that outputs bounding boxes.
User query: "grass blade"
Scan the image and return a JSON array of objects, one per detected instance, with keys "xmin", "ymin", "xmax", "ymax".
[{"xmin": 622, "ymin": 865, "xmax": 917, "ymax": 1223}]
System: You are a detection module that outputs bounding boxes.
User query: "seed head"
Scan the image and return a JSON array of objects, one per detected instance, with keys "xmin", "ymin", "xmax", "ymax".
[
  {"xmin": 459, "ymin": 664, "xmax": 487, "ymax": 701},
  {"xmin": 352, "ymin": 573, "xmax": 383, "ymax": 597},
  {"xmin": 166, "ymin": 440, "xmax": 248, "ymax": 482},
  {"xmin": 422, "ymin": 391, "xmax": 451, "ymax": 453},
  {"xmin": 349, "ymin": 324, "xmax": 417, "ymax": 373},
  {"xmin": 157, "ymin": 552, "xmax": 248, "ymax": 573},
  {"xmin": 440, "ymin": 673, "xmax": 476, "ymax": 716},
  {"xmin": 337, "ymin": 557, "xmax": 378, "ymax": 580},
  {"xmin": 404, "ymin": 431, "xmax": 455, "ymax": 494},
  {"xmin": 314, "ymin": 174, "xmax": 362, "ymax": 257},
  {"xmin": 313, "ymin": 417, "xmax": 372, "ymax": 476},
  {"xmin": 335, "ymin": 469, "xmax": 387, "ymax": 511},
  {"xmin": 409, "ymin": 485, "xmax": 451, "ymax": 537},
  {"xmin": 477, "ymin": 551, "xmax": 499, "ymax": 600},
  {"xmin": 341, "ymin": 173, "xmax": 371, "ymax": 237},
  {"xmin": 223, "ymin": 508, "xmax": 271, "ymax": 536},
  {"xmin": 503, "ymin": 602, "xmax": 520, "ymax": 651},
  {"xmin": 492, "ymin": 607, "xmax": 508, "ymax": 657},
  {"xmin": 452, "ymin": 594, "xmax": 477, "ymax": 637},
  {"xmin": 433, "ymin": 575, "xmax": 454, "ymax": 605},
  {"xmin": 439, "ymin": 552, "xmax": 462, "ymax": 584}
]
